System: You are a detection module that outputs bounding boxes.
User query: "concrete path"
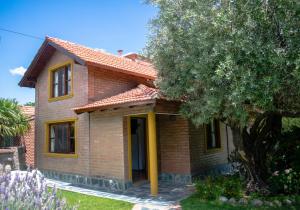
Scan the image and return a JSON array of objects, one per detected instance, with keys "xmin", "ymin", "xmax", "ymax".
[{"xmin": 46, "ymin": 178, "xmax": 193, "ymax": 209}]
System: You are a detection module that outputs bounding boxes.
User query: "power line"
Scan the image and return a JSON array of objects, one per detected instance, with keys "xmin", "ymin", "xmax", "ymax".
[{"xmin": 0, "ymin": 27, "xmax": 43, "ymax": 40}]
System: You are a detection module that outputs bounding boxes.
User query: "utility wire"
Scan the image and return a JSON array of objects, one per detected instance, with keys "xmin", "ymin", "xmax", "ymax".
[{"xmin": 0, "ymin": 27, "xmax": 43, "ymax": 40}]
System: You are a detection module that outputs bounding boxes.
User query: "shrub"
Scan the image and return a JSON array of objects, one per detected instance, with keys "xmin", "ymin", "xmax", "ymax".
[
  {"xmin": 195, "ymin": 176, "xmax": 223, "ymax": 200},
  {"xmin": 221, "ymin": 176, "xmax": 243, "ymax": 198},
  {"xmin": 195, "ymin": 175, "xmax": 244, "ymax": 200},
  {"xmin": 0, "ymin": 170, "xmax": 75, "ymax": 210},
  {"xmin": 269, "ymin": 169, "xmax": 300, "ymax": 195}
]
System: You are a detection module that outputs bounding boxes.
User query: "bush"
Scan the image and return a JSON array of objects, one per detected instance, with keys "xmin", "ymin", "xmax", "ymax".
[
  {"xmin": 195, "ymin": 175, "xmax": 244, "ymax": 200},
  {"xmin": 221, "ymin": 176, "xmax": 243, "ymax": 198},
  {"xmin": 195, "ymin": 176, "xmax": 223, "ymax": 200},
  {"xmin": 0, "ymin": 170, "xmax": 75, "ymax": 210},
  {"xmin": 269, "ymin": 169, "xmax": 300, "ymax": 195}
]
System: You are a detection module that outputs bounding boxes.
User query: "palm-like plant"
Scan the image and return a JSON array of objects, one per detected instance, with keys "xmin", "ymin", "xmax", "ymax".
[{"xmin": 0, "ymin": 98, "xmax": 29, "ymax": 138}]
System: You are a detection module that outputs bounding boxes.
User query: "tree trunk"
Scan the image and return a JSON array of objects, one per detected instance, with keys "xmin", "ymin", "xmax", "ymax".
[{"xmin": 232, "ymin": 112, "xmax": 282, "ymax": 194}]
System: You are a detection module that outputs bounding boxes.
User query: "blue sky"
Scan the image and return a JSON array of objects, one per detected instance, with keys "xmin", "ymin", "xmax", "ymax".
[{"xmin": 0, "ymin": 0, "xmax": 156, "ymax": 104}]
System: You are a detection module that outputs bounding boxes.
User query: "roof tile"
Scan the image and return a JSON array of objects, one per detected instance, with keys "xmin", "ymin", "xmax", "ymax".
[
  {"xmin": 46, "ymin": 37, "xmax": 157, "ymax": 79},
  {"xmin": 74, "ymin": 84, "xmax": 160, "ymax": 113}
]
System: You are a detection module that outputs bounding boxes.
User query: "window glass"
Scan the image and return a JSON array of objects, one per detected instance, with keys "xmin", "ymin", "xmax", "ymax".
[
  {"xmin": 51, "ymin": 64, "xmax": 71, "ymax": 98},
  {"xmin": 206, "ymin": 120, "xmax": 221, "ymax": 150},
  {"xmin": 49, "ymin": 122, "xmax": 75, "ymax": 154}
]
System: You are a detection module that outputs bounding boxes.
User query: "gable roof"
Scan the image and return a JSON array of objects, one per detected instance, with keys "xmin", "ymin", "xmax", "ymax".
[
  {"xmin": 73, "ymin": 84, "xmax": 161, "ymax": 114},
  {"xmin": 19, "ymin": 37, "xmax": 157, "ymax": 87}
]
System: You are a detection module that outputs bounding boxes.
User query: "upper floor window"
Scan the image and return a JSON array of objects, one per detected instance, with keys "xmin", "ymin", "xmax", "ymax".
[
  {"xmin": 49, "ymin": 121, "xmax": 75, "ymax": 154},
  {"xmin": 206, "ymin": 119, "xmax": 221, "ymax": 150},
  {"xmin": 51, "ymin": 64, "xmax": 71, "ymax": 98}
]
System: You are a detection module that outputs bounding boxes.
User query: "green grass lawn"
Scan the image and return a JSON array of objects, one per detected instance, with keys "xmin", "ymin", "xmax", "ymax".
[
  {"xmin": 58, "ymin": 190, "xmax": 134, "ymax": 210},
  {"xmin": 181, "ymin": 194, "xmax": 300, "ymax": 210}
]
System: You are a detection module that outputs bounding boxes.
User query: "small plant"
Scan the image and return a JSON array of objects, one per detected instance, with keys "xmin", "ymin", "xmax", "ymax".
[
  {"xmin": 0, "ymin": 170, "xmax": 75, "ymax": 210},
  {"xmin": 195, "ymin": 176, "xmax": 223, "ymax": 200},
  {"xmin": 269, "ymin": 168, "xmax": 300, "ymax": 195},
  {"xmin": 195, "ymin": 175, "xmax": 244, "ymax": 201},
  {"xmin": 221, "ymin": 176, "xmax": 243, "ymax": 198}
]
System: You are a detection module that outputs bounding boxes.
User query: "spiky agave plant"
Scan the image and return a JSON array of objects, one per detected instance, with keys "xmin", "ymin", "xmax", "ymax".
[{"xmin": 0, "ymin": 98, "xmax": 29, "ymax": 139}]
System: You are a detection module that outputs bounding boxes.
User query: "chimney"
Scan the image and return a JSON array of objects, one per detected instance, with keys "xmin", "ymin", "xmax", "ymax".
[{"xmin": 117, "ymin": 50, "xmax": 123, "ymax": 56}]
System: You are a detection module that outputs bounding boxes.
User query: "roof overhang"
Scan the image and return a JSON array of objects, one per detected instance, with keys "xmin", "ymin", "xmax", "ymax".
[
  {"xmin": 19, "ymin": 38, "xmax": 87, "ymax": 88},
  {"xmin": 73, "ymin": 99, "xmax": 156, "ymax": 114}
]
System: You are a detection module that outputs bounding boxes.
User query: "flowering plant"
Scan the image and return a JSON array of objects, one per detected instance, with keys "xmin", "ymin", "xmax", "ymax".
[
  {"xmin": 269, "ymin": 168, "xmax": 300, "ymax": 195},
  {"xmin": 0, "ymin": 170, "xmax": 75, "ymax": 210}
]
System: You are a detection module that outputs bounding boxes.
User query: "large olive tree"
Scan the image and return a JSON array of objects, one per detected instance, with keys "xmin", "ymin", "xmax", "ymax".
[{"xmin": 146, "ymin": 0, "xmax": 300, "ymax": 193}]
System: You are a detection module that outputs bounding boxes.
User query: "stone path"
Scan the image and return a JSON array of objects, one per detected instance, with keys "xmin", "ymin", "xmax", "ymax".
[{"xmin": 46, "ymin": 178, "xmax": 194, "ymax": 209}]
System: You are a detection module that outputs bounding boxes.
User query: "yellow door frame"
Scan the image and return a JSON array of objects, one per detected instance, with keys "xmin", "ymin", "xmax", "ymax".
[{"xmin": 127, "ymin": 115, "xmax": 150, "ymax": 182}]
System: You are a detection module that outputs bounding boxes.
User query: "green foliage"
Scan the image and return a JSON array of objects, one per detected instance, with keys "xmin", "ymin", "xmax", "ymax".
[
  {"xmin": 268, "ymin": 169, "xmax": 300, "ymax": 195},
  {"xmin": 0, "ymin": 98, "xmax": 29, "ymax": 138},
  {"xmin": 195, "ymin": 176, "xmax": 223, "ymax": 200},
  {"xmin": 146, "ymin": 0, "xmax": 300, "ymax": 126},
  {"xmin": 24, "ymin": 101, "xmax": 35, "ymax": 106},
  {"xmin": 282, "ymin": 118, "xmax": 300, "ymax": 133},
  {"xmin": 270, "ymin": 127, "xmax": 300, "ymax": 173},
  {"xmin": 195, "ymin": 176, "xmax": 244, "ymax": 200},
  {"xmin": 58, "ymin": 190, "xmax": 133, "ymax": 210},
  {"xmin": 181, "ymin": 194, "xmax": 300, "ymax": 210},
  {"xmin": 222, "ymin": 176, "xmax": 244, "ymax": 198}
]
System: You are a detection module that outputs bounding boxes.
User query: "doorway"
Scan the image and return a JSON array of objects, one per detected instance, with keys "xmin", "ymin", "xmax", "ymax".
[{"xmin": 131, "ymin": 117, "xmax": 148, "ymax": 183}]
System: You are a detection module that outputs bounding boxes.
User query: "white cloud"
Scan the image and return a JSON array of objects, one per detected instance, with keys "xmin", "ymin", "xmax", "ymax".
[{"xmin": 9, "ymin": 66, "xmax": 27, "ymax": 76}]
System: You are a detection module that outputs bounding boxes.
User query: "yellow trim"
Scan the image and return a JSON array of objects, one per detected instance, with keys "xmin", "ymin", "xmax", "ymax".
[
  {"xmin": 147, "ymin": 111, "xmax": 158, "ymax": 196},
  {"xmin": 48, "ymin": 60, "xmax": 74, "ymax": 102},
  {"xmin": 127, "ymin": 116, "xmax": 132, "ymax": 181},
  {"xmin": 204, "ymin": 121, "xmax": 223, "ymax": 153},
  {"xmin": 44, "ymin": 118, "xmax": 78, "ymax": 158}
]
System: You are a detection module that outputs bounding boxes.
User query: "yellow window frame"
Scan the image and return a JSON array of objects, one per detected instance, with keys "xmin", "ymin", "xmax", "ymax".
[
  {"xmin": 48, "ymin": 60, "xmax": 74, "ymax": 102},
  {"xmin": 44, "ymin": 118, "xmax": 78, "ymax": 158}
]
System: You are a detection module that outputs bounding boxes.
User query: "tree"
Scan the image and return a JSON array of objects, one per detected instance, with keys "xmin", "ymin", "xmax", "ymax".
[
  {"xmin": 146, "ymin": 0, "xmax": 300, "ymax": 193},
  {"xmin": 0, "ymin": 98, "xmax": 29, "ymax": 139},
  {"xmin": 24, "ymin": 102, "xmax": 35, "ymax": 106}
]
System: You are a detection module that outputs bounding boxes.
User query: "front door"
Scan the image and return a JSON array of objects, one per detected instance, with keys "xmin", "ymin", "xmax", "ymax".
[{"xmin": 131, "ymin": 117, "xmax": 147, "ymax": 183}]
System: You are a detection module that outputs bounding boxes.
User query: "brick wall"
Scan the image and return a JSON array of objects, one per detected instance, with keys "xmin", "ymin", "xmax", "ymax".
[
  {"xmin": 157, "ymin": 115, "xmax": 191, "ymax": 174},
  {"xmin": 88, "ymin": 67, "xmax": 138, "ymax": 102},
  {"xmin": 189, "ymin": 121, "xmax": 234, "ymax": 175},
  {"xmin": 22, "ymin": 119, "xmax": 35, "ymax": 167},
  {"xmin": 90, "ymin": 105, "xmax": 153, "ymax": 181},
  {"xmin": 35, "ymin": 50, "xmax": 90, "ymax": 176}
]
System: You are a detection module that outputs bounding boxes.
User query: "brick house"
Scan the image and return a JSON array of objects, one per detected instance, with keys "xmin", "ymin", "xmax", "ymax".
[{"xmin": 19, "ymin": 37, "xmax": 234, "ymax": 195}]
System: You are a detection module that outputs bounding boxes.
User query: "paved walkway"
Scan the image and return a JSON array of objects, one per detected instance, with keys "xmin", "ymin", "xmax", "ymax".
[{"xmin": 46, "ymin": 178, "xmax": 195, "ymax": 208}]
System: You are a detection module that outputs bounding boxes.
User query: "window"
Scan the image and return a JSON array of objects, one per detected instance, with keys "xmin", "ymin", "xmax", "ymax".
[
  {"xmin": 50, "ymin": 63, "xmax": 72, "ymax": 99},
  {"xmin": 206, "ymin": 119, "xmax": 221, "ymax": 150},
  {"xmin": 48, "ymin": 122, "xmax": 75, "ymax": 154}
]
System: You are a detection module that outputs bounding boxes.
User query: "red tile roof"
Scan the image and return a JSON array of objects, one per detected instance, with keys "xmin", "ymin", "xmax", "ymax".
[
  {"xmin": 46, "ymin": 37, "xmax": 157, "ymax": 80},
  {"xmin": 74, "ymin": 84, "xmax": 160, "ymax": 113}
]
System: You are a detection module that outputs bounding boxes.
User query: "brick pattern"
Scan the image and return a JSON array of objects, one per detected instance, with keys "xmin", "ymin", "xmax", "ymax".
[
  {"xmin": 88, "ymin": 67, "xmax": 138, "ymax": 102},
  {"xmin": 22, "ymin": 119, "xmax": 35, "ymax": 167},
  {"xmin": 90, "ymin": 105, "xmax": 153, "ymax": 181},
  {"xmin": 35, "ymin": 50, "xmax": 90, "ymax": 176},
  {"xmin": 157, "ymin": 115, "xmax": 191, "ymax": 174},
  {"xmin": 189, "ymin": 121, "xmax": 234, "ymax": 174}
]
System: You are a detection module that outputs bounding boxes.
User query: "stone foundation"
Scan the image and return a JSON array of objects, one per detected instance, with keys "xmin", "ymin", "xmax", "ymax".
[
  {"xmin": 159, "ymin": 173, "xmax": 192, "ymax": 184},
  {"xmin": 192, "ymin": 163, "xmax": 234, "ymax": 179},
  {"xmin": 41, "ymin": 169, "xmax": 132, "ymax": 192}
]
